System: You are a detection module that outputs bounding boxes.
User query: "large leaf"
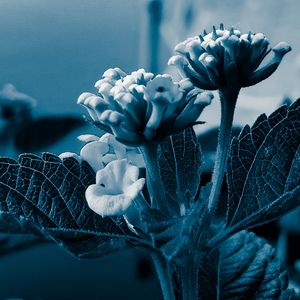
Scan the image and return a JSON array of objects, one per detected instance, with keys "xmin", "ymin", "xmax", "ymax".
[
  {"xmin": 198, "ymin": 231, "xmax": 294, "ymax": 299},
  {"xmin": 0, "ymin": 153, "xmax": 135, "ymax": 258},
  {"xmin": 226, "ymin": 99, "xmax": 300, "ymax": 230},
  {"xmin": 158, "ymin": 127, "xmax": 202, "ymax": 210}
]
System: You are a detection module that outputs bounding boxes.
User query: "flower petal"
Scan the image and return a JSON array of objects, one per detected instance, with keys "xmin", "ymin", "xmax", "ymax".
[
  {"xmin": 59, "ymin": 152, "xmax": 82, "ymax": 162},
  {"xmin": 95, "ymin": 159, "xmax": 140, "ymax": 192},
  {"xmin": 102, "ymin": 153, "xmax": 118, "ymax": 165},
  {"xmin": 126, "ymin": 150, "xmax": 145, "ymax": 168},
  {"xmin": 85, "ymin": 159, "xmax": 145, "ymax": 217},
  {"xmin": 124, "ymin": 178, "xmax": 146, "ymax": 199},
  {"xmin": 99, "ymin": 133, "xmax": 127, "ymax": 158},
  {"xmin": 173, "ymin": 91, "xmax": 213, "ymax": 130},
  {"xmin": 245, "ymin": 42, "xmax": 291, "ymax": 87},
  {"xmin": 80, "ymin": 141, "xmax": 109, "ymax": 172},
  {"xmin": 86, "ymin": 185, "xmax": 132, "ymax": 217},
  {"xmin": 77, "ymin": 134, "xmax": 100, "ymax": 143}
]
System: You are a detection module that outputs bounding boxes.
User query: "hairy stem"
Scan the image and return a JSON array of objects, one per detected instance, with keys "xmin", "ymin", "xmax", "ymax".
[
  {"xmin": 207, "ymin": 89, "xmax": 239, "ymax": 216},
  {"xmin": 152, "ymin": 254, "xmax": 176, "ymax": 300},
  {"xmin": 181, "ymin": 259, "xmax": 199, "ymax": 300},
  {"xmin": 206, "ymin": 227, "xmax": 235, "ymax": 252},
  {"xmin": 140, "ymin": 143, "xmax": 168, "ymax": 213}
]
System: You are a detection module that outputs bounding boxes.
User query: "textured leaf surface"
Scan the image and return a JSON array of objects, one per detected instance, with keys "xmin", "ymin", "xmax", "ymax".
[
  {"xmin": 227, "ymin": 99, "xmax": 300, "ymax": 229},
  {"xmin": 218, "ymin": 231, "xmax": 294, "ymax": 299},
  {"xmin": 0, "ymin": 153, "xmax": 134, "ymax": 258},
  {"xmin": 158, "ymin": 128, "xmax": 202, "ymax": 209},
  {"xmin": 199, "ymin": 231, "xmax": 294, "ymax": 299}
]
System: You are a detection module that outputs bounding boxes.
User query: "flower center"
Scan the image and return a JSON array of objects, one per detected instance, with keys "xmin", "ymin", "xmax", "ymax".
[{"xmin": 156, "ymin": 86, "xmax": 165, "ymax": 92}]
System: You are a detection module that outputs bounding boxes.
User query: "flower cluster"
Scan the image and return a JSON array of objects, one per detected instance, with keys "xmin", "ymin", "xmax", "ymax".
[
  {"xmin": 78, "ymin": 68, "xmax": 212, "ymax": 146},
  {"xmin": 59, "ymin": 133, "xmax": 144, "ymax": 173},
  {"xmin": 169, "ymin": 24, "xmax": 291, "ymax": 91},
  {"xmin": 76, "ymin": 25, "xmax": 292, "ymax": 224},
  {"xmin": 78, "ymin": 133, "xmax": 145, "ymax": 172},
  {"xmin": 59, "ymin": 132, "xmax": 146, "ymax": 218}
]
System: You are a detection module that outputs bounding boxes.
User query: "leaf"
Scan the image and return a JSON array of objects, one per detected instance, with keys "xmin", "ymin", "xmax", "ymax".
[
  {"xmin": 158, "ymin": 127, "xmax": 202, "ymax": 210},
  {"xmin": 198, "ymin": 231, "xmax": 294, "ymax": 299},
  {"xmin": 217, "ymin": 231, "xmax": 294, "ymax": 299},
  {"xmin": 0, "ymin": 153, "xmax": 135, "ymax": 258},
  {"xmin": 198, "ymin": 126, "xmax": 241, "ymax": 174},
  {"xmin": 139, "ymin": 196, "xmax": 207, "ymax": 261},
  {"xmin": 226, "ymin": 99, "xmax": 300, "ymax": 230},
  {"xmin": 14, "ymin": 116, "xmax": 86, "ymax": 152}
]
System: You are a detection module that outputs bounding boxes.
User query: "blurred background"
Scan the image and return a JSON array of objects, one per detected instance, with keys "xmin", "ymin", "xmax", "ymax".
[{"xmin": 0, "ymin": 0, "xmax": 299, "ymax": 299}]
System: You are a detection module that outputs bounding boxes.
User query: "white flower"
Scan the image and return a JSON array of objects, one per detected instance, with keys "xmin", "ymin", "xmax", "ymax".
[
  {"xmin": 144, "ymin": 74, "xmax": 183, "ymax": 103},
  {"xmin": 143, "ymin": 75, "xmax": 184, "ymax": 138},
  {"xmin": 122, "ymin": 68, "xmax": 154, "ymax": 88},
  {"xmin": 79, "ymin": 140, "xmax": 109, "ymax": 172},
  {"xmin": 95, "ymin": 68, "xmax": 126, "ymax": 90},
  {"xmin": 78, "ymin": 68, "xmax": 212, "ymax": 145},
  {"xmin": 85, "ymin": 159, "xmax": 145, "ymax": 217},
  {"xmin": 77, "ymin": 133, "xmax": 145, "ymax": 170},
  {"xmin": 100, "ymin": 133, "xmax": 145, "ymax": 167},
  {"xmin": 58, "ymin": 152, "xmax": 82, "ymax": 162},
  {"xmin": 77, "ymin": 134, "xmax": 100, "ymax": 143},
  {"xmin": 169, "ymin": 24, "xmax": 291, "ymax": 91}
]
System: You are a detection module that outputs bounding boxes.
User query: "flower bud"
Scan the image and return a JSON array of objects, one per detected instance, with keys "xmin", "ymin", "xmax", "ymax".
[{"xmin": 169, "ymin": 24, "xmax": 291, "ymax": 91}]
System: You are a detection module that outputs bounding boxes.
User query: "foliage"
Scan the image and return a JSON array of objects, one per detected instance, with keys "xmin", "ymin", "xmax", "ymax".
[
  {"xmin": 226, "ymin": 100, "xmax": 300, "ymax": 231},
  {"xmin": 0, "ymin": 153, "xmax": 136, "ymax": 258},
  {"xmin": 197, "ymin": 231, "xmax": 294, "ymax": 299}
]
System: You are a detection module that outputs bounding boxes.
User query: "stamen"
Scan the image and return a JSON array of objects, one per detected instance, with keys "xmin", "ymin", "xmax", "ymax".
[
  {"xmin": 212, "ymin": 26, "xmax": 217, "ymax": 40},
  {"xmin": 247, "ymin": 31, "xmax": 252, "ymax": 41}
]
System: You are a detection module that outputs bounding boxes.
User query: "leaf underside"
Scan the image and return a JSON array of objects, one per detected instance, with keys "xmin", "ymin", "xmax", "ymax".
[
  {"xmin": 0, "ymin": 153, "xmax": 134, "ymax": 258},
  {"xmin": 226, "ymin": 99, "xmax": 300, "ymax": 230},
  {"xmin": 198, "ymin": 231, "xmax": 294, "ymax": 300},
  {"xmin": 158, "ymin": 127, "xmax": 202, "ymax": 210}
]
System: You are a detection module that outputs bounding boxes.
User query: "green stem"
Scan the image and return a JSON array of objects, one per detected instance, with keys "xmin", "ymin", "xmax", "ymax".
[
  {"xmin": 207, "ymin": 89, "xmax": 239, "ymax": 216},
  {"xmin": 181, "ymin": 259, "xmax": 199, "ymax": 300},
  {"xmin": 206, "ymin": 226, "xmax": 235, "ymax": 253},
  {"xmin": 152, "ymin": 254, "xmax": 176, "ymax": 300},
  {"xmin": 140, "ymin": 143, "xmax": 168, "ymax": 213}
]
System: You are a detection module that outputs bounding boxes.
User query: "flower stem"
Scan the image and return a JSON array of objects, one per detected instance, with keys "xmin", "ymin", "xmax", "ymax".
[
  {"xmin": 140, "ymin": 143, "xmax": 168, "ymax": 213},
  {"xmin": 152, "ymin": 254, "xmax": 176, "ymax": 300},
  {"xmin": 207, "ymin": 89, "xmax": 239, "ymax": 216},
  {"xmin": 181, "ymin": 259, "xmax": 199, "ymax": 300}
]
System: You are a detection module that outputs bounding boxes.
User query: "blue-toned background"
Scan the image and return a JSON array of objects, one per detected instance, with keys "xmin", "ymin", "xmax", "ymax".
[{"xmin": 0, "ymin": 1, "xmax": 298, "ymax": 299}]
